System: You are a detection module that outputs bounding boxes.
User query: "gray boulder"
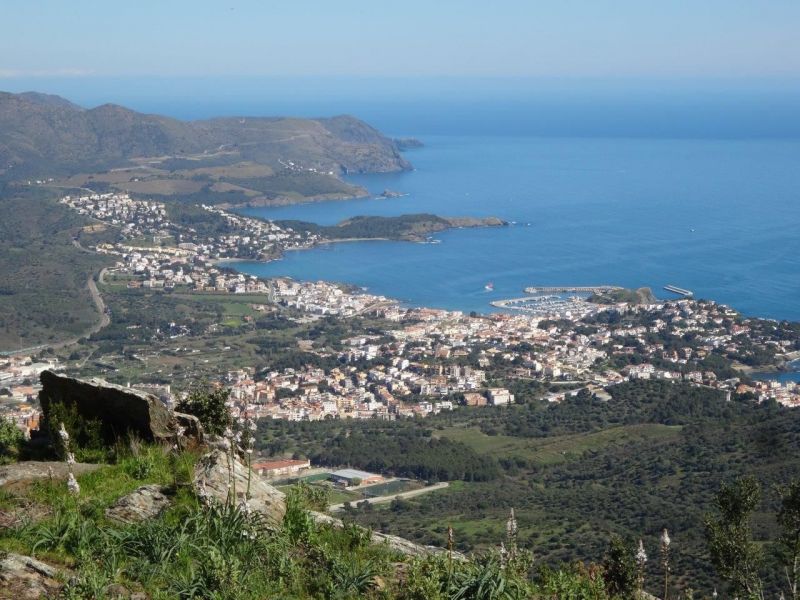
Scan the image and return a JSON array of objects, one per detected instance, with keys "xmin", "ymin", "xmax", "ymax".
[
  {"xmin": 0, "ymin": 553, "xmax": 64, "ymax": 599},
  {"xmin": 39, "ymin": 370, "xmax": 193, "ymax": 444},
  {"xmin": 175, "ymin": 411, "xmax": 204, "ymax": 444},
  {"xmin": 105, "ymin": 484, "xmax": 171, "ymax": 524},
  {"xmin": 193, "ymin": 449, "xmax": 286, "ymax": 527},
  {"xmin": 0, "ymin": 461, "xmax": 101, "ymax": 488}
]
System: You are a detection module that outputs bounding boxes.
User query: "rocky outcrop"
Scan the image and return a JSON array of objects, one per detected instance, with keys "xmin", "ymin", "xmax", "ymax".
[
  {"xmin": 193, "ymin": 449, "xmax": 286, "ymax": 527},
  {"xmin": 0, "ymin": 460, "xmax": 101, "ymax": 488},
  {"xmin": 311, "ymin": 512, "xmax": 463, "ymax": 559},
  {"xmin": 393, "ymin": 137, "xmax": 424, "ymax": 151},
  {"xmin": 443, "ymin": 216, "xmax": 508, "ymax": 228},
  {"xmin": 175, "ymin": 412, "xmax": 204, "ymax": 444},
  {"xmin": 38, "ymin": 370, "xmax": 197, "ymax": 444},
  {"xmin": 0, "ymin": 553, "xmax": 64, "ymax": 599},
  {"xmin": 105, "ymin": 484, "xmax": 171, "ymax": 524}
]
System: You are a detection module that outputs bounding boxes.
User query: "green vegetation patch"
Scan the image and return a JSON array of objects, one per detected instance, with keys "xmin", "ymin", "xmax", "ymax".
[
  {"xmin": 276, "ymin": 213, "xmax": 452, "ymax": 241},
  {"xmin": 0, "ymin": 189, "xmax": 112, "ymax": 350},
  {"xmin": 437, "ymin": 423, "xmax": 682, "ymax": 466}
]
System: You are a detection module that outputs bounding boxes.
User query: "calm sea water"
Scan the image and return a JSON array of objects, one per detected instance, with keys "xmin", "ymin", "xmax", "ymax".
[{"xmin": 234, "ymin": 135, "xmax": 800, "ymax": 321}]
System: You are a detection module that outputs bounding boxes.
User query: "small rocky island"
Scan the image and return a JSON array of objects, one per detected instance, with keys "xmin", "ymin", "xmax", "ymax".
[{"xmin": 393, "ymin": 137, "xmax": 424, "ymax": 150}]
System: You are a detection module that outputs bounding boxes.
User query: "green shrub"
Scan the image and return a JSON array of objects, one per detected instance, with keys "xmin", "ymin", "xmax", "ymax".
[
  {"xmin": 603, "ymin": 535, "xmax": 638, "ymax": 599},
  {"xmin": 176, "ymin": 385, "xmax": 232, "ymax": 436},
  {"xmin": 0, "ymin": 417, "xmax": 24, "ymax": 463},
  {"xmin": 287, "ymin": 480, "xmax": 331, "ymax": 512},
  {"xmin": 283, "ymin": 486, "xmax": 316, "ymax": 544},
  {"xmin": 125, "ymin": 452, "xmax": 156, "ymax": 480},
  {"xmin": 535, "ymin": 563, "xmax": 609, "ymax": 600},
  {"xmin": 44, "ymin": 400, "xmax": 106, "ymax": 462}
]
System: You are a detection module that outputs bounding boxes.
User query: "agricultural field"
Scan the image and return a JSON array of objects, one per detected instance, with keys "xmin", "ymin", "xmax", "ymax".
[
  {"xmin": 55, "ymin": 285, "xmax": 386, "ymax": 388},
  {"xmin": 435, "ymin": 423, "xmax": 683, "ymax": 466}
]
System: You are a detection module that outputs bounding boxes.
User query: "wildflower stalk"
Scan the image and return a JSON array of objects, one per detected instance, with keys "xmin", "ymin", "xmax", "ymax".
[
  {"xmin": 661, "ymin": 528, "xmax": 671, "ymax": 600},
  {"xmin": 447, "ymin": 525, "xmax": 454, "ymax": 569},
  {"xmin": 58, "ymin": 422, "xmax": 79, "ymax": 496},
  {"xmin": 636, "ymin": 538, "xmax": 647, "ymax": 595},
  {"xmin": 447, "ymin": 524, "xmax": 454, "ymax": 594},
  {"xmin": 241, "ymin": 412, "xmax": 256, "ymax": 501},
  {"xmin": 227, "ymin": 427, "xmax": 236, "ymax": 506},
  {"xmin": 506, "ymin": 507, "xmax": 518, "ymax": 562},
  {"xmin": 170, "ymin": 425, "xmax": 186, "ymax": 488}
]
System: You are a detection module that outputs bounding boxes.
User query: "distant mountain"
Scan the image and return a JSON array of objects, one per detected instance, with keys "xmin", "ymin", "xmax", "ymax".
[
  {"xmin": 0, "ymin": 91, "xmax": 411, "ymax": 180},
  {"xmin": 16, "ymin": 91, "xmax": 82, "ymax": 110}
]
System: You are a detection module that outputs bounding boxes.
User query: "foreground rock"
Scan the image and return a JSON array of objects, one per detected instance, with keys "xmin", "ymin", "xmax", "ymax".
[
  {"xmin": 0, "ymin": 461, "xmax": 101, "ymax": 488},
  {"xmin": 0, "ymin": 553, "xmax": 64, "ymax": 599},
  {"xmin": 39, "ymin": 370, "xmax": 199, "ymax": 444},
  {"xmin": 193, "ymin": 449, "xmax": 286, "ymax": 527},
  {"xmin": 105, "ymin": 484, "xmax": 171, "ymax": 524},
  {"xmin": 192, "ymin": 449, "xmax": 460, "ymax": 558},
  {"xmin": 175, "ymin": 411, "xmax": 203, "ymax": 443}
]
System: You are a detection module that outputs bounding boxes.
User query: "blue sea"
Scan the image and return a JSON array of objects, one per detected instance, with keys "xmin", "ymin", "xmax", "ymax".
[
  {"xmin": 41, "ymin": 78, "xmax": 797, "ymax": 322},
  {"xmin": 234, "ymin": 135, "xmax": 800, "ymax": 322}
]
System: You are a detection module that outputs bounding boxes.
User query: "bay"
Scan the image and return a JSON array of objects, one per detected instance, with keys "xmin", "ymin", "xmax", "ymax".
[{"xmin": 235, "ymin": 135, "xmax": 800, "ymax": 321}]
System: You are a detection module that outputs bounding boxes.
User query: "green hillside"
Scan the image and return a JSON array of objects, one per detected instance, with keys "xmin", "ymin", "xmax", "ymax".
[
  {"xmin": 257, "ymin": 380, "xmax": 800, "ymax": 596},
  {"xmin": 0, "ymin": 187, "xmax": 113, "ymax": 351}
]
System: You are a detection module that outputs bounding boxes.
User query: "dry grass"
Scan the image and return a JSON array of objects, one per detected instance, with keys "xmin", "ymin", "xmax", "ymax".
[
  {"xmin": 183, "ymin": 162, "xmax": 275, "ymax": 179},
  {"xmin": 119, "ymin": 178, "xmax": 205, "ymax": 195}
]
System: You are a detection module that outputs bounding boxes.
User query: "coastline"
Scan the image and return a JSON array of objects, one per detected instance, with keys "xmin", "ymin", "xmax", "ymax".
[
  {"xmin": 222, "ymin": 190, "xmax": 372, "ymax": 211},
  {"xmin": 317, "ymin": 237, "xmax": 391, "ymax": 244},
  {"xmin": 217, "ymin": 136, "xmax": 800, "ymax": 324}
]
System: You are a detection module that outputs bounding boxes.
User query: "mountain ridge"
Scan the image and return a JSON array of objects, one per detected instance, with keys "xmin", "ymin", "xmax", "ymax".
[{"xmin": 0, "ymin": 90, "xmax": 411, "ymax": 180}]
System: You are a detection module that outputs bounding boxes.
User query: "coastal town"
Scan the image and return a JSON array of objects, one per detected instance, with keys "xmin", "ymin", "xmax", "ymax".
[
  {"xmin": 211, "ymin": 297, "xmax": 800, "ymax": 424},
  {"xmin": 4, "ymin": 285, "xmax": 800, "ymax": 436},
  {"xmin": 60, "ymin": 192, "xmax": 398, "ymax": 317},
  {"xmin": 2, "ymin": 192, "xmax": 800, "ymax": 438}
]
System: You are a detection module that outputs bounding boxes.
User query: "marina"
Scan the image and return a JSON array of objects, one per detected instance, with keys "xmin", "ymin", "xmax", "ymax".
[
  {"xmin": 491, "ymin": 286, "xmax": 613, "ymax": 318},
  {"xmin": 523, "ymin": 285, "xmax": 622, "ymax": 295}
]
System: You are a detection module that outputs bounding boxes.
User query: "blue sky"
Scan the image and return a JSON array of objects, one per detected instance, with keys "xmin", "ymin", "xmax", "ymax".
[{"xmin": 2, "ymin": 0, "xmax": 800, "ymax": 79}]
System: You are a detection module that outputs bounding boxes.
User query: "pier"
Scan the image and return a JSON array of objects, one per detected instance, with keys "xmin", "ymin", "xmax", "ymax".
[{"xmin": 663, "ymin": 284, "xmax": 693, "ymax": 297}]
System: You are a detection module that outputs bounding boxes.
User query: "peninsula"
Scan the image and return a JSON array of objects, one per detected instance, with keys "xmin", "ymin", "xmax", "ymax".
[{"xmin": 276, "ymin": 214, "xmax": 508, "ymax": 242}]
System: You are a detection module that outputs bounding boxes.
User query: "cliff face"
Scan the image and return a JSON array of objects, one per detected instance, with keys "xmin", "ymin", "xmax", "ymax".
[{"xmin": 0, "ymin": 91, "xmax": 411, "ymax": 179}]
